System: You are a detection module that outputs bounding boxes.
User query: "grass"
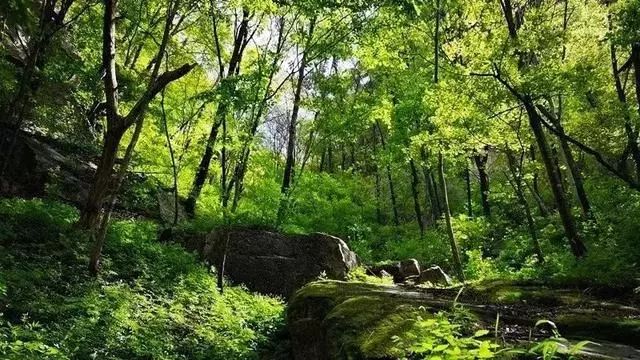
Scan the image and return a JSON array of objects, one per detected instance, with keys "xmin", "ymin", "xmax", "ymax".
[{"xmin": 0, "ymin": 198, "xmax": 285, "ymax": 360}]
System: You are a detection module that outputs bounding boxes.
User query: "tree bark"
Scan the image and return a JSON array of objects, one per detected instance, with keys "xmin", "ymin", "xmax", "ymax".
[
  {"xmin": 185, "ymin": 8, "xmax": 251, "ymax": 217},
  {"xmin": 439, "ymin": 152, "xmax": 465, "ymax": 281},
  {"xmin": 465, "ymin": 162, "xmax": 473, "ymax": 217},
  {"xmin": 524, "ymin": 98, "xmax": 586, "ymax": 258},
  {"xmin": 280, "ymin": 19, "xmax": 315, "ymax": 196},
  {"xmin": 277, "ymin": 18, "xmax": 316, "ymax": 223},
  {"xmin": 375, "ymin": 120, "xmax": 400, "ymax": 226},
  {"xmin": 610, "ymin": 37, "xmax": 640, "ymax": 182},
  {"xmin": 80, "ymin": 0, "xmax": 193, "ymax": 247},
  {"xmin": 473, "ymin": 151, "xmax": 491, "ymax": 217},
  {"xmin": 550, "ymin": 101, "xmax": 591, "ymax": 217},
  {"xmin": 506, "ymin": 148, "xmax": 544, "ymax": 262},
  {"xmin": 410, "ymin": 159, "xmax": 425, "ymax": 235}
]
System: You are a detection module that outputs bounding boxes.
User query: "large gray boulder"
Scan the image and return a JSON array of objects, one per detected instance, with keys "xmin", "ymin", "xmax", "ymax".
[{"xmin": 191, "ymin": 228, "xmax": 358, "ymax": 297}]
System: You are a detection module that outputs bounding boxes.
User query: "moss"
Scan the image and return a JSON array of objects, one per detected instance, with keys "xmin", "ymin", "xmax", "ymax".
[
  {"xmin": 556, "ymin": 315, "xmax": 640, "ymax": 345},
  {"xmin": 289, "ymin": 281, "xmax": 446, "ymax": 359}
]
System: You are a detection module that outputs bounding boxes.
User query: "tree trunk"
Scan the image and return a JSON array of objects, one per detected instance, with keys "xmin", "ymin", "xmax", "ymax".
[
  {"xmin": 506, "ymin": 148, "xmax": 544, "ymax": 262},
  {"xmin": 524, "ymin": 98, "xmax": 586, "ymax": 258},
  {"xmin": 439, "ymin": 152, "xmax": 465, "ymax": 281},
  {"xmin": 410, "ymin": 159, "xmax": 425, "ymax": 235},
  {"xmin": 529, "ymin": 145, "xmax": 549, "ymax": 216},
  {"xmin": 185, "ymin": 111, "xmax": 222, "ymax": 217},
  {"xmin": 465, "ymin": 163, "xmax": 473, "ymax": 217},
  {"xmin": 280, "ymin": 19, "xmax": 315, "ymax": 196},
  {"xmin": 375, "ymin": 168, "xmax": 383, "ymax": 224},
  {"xmin": 375, "ymin": 120, "xmax": 400, "ymax": 226},
  {"xmin": 161, "ymin": 87, "xmax": 179, "ymax": 226},
  {"xmin": 610, "ymin": 39, "xmax": 640, "ymax": 182},
  {"xmin": 185, "ymin": 9, "xmax": 251, "ymax": 217},
  {"xmin": 473, "ymin": 152, "xmax": 491, "ymax": 217},
  {"xmin": 79, "ymin": 127, "xmax": 124, "ymax": 229},
  {"xmin": 278, "ymin": 18, "xmax": 316, "ymax": 223},
  {"xmin": 551, "ymin": 102, "xmax": 591, "ymax": 218}
]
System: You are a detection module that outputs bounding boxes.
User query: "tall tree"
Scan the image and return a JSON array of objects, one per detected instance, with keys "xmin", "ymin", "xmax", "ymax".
[
  {"xmin": 277, "ymin": 17, "xmax": 316, "ymax": 223},
  {"xmin": 185, "ymin": 6, "xmax": 253, "ymax": 217},
  {"xmin": 80, "ymin": 0, "xmax": 194, "ymax": 273}
]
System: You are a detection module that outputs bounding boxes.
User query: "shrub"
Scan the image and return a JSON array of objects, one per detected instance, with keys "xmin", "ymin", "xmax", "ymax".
[{"xmin": 0, "ymin": 199, "xmax": 285, "ymax": 360}]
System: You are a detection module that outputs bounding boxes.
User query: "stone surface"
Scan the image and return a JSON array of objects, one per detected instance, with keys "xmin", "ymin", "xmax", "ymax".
[
  {"xmin": 287, "ymin": 280, "xmax": 640, "ymax": 360},
  {"xmin": 0, "ymin": 131, "xmax": 94, "ymax": 202},
  {"xmin": 417, "ymin": 265, "xmax": 452, "ymax": 286},
  {"xmin": 399, "ymin": 258, "xmax": 421, "ymax": 279},
  {"xmin": 187, "ymin": 228, "xmax": 358, "ymax": 297},
  {"xmin": 368, "ymin": 259, "xmax": 422, "ymax": 284}
]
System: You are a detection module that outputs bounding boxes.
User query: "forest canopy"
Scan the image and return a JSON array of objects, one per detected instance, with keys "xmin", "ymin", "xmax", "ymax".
[{"xmin": 1, "ymin": 0, "xmax": 640, "ymax": 358}]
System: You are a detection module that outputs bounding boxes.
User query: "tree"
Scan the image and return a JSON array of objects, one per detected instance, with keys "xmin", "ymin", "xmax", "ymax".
[{"xmin": 80, "ymin": 0, "xmax": 195, "ymax": 274}]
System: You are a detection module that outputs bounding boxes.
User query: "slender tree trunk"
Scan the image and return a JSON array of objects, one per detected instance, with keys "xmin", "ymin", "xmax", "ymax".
[
  {"xmin": 551, "ymin": 104, "xmax": 591, "ymax": 217},
  {"xmin": 632, "ymin": 42, "xmax": 640, "ymax": 122},
  {"xmin": 375, "ymin": 120, "xmax": 400, "ymax": 226},
  {"xmin": 610, "ymin": 33, "xmax": 640, "ymax": 182},
  {"xmin": 79, "ymin": 127, "xmax": 124, "ymax": 229},
  {"xmin": 89, "ymin": 116, "xmax": 145, "ymax": 274},
  {"xmin": 506, "ymin": 148, "xmax": 544, "ymax": 262},
  {"xmin": 553, "ymin": 1, "xmax": 590, "ymax": 218},
  {"xmin": 529, "ymin": 145, "xmax": 549, "ymax": 216},
  {"xmin": 524, "ymin": 98, "xmax": 586, "ymax": 258},
  {"xmin": 375, "ymin": 169, "xmax": 383, "ymax": 224},
  {"xmin": 161, "ymin": 87, "xmax": 179, "ymax": 226},
  {"xmin": 410, "ymin": 159, "xmax": 425, "ymax": 235},
  {"xmin": 474, "ymin": 152, "xmax": 491, "ymax": 217},
  {"xmin": 186, "ymin": 9, "xmax": 250, "ymax": 217},
  {"xmin": 386, "ymin": 168, "xmax": 400, "ymax": 226},
  {"xmin": 80, "ymin": 0, "xmax": 193, "ymax": 268},
  {"xmin": 278, "ymin": 18, "xmax": 316, "ymax": 223},
  {"xmin": 465, "ymin": 162, "xmax": 473, "ymax": 217},
  {"xmin": 319, "ymin": 147, "xmax": 326, "ymax": 172},
  {"xmin": 185, "ymin": 110, "xmax": 222, "ymax": 216},
  {"xmin": 439, "ymin": 152, "xmax": 464, "ymax": 281}
]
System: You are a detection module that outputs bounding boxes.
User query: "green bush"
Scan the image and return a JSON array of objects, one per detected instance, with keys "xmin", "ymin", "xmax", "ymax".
[{"xmin": 0, "ymin": 198, "xmax": 285, "ymax": 360}]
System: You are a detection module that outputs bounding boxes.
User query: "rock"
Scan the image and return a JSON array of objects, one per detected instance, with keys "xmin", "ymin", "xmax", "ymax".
[
  {"xmin": 287, "ymin": 280, "xmax": 640, "ymax": 360},
  {"xmin": 417, "ymin": 265, "xmax": 452, "ymax": 286},
  {"xmin": 369, "ymin": 259, "xmax": 421, "ymax": 284},
  {"xmin": 367, "ymin": 262, "xmax": 401, "ymax": 282},
  {"xmin": 400, "ymin": 258, "xmax": 421, "ymax": 279},
  {"xmin": 0, "ymin": 130, "xmax": 94, "ymax": 204},
  {"xmin": 156, "ymin": 190, "xmax": 185, "ymax": 224},
  {"xmin": 189, "ymin": 227, "xmax": 358, "ymax": 297}
]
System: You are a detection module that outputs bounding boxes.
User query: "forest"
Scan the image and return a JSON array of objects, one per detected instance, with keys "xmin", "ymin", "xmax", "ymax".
[{"xmin": 1, "ymin": 0, "xmax": 640, "ymax": 358}]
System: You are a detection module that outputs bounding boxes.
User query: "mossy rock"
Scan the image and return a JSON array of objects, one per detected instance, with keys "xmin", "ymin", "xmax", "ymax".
[{"xmin": 287, "ymin": 280, "xmax": 640, "ymax": 360}]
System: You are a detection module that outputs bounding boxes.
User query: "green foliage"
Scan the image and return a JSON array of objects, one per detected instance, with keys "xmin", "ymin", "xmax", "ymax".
[
  {"xmin": 0, "ymin": 199, "xmax": 284, "ymax": 360},
  {"xmin": 346, "ymin": 266, "xmax": 393, "ymax": 284}
]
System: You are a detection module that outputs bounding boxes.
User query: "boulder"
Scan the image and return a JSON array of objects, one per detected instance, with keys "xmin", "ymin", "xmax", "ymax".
[
  {"xmin": 400, "ymin": 258, "xmax": 421, "ymax": 279},
  {"xmin": 417, "ymin": 265, "xmax": 452, "ymax": 286},
  {"xmin": 368, "ymin": 259, "xmax": 421, "ymax": 284},
  {"xmin": 367, "ymin": 262, "xmax": 401, "ymax": 282},
  {"xmin": 288, "ymin": 280, "xmax": 640, "ymax": 360},
  {"xmin": 191, "ymin": 228, "xmax": 358, "ymax": 297}
]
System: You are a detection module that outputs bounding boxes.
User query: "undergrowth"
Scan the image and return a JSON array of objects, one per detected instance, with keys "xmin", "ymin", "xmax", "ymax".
[{"xmin": 0, "ymin": 198, "xmax": 285, "ymax": 360}]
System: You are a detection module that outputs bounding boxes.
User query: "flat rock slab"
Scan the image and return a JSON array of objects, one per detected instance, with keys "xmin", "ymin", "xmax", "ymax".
[{"xmin": 287, "ymin": 280, "xmax": 640, "ymax": 360}]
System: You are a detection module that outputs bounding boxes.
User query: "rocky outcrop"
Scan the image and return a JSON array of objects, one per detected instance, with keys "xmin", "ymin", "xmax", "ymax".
[
  {"xmin": 0, "ymin": 131, "xmax": 94, "ymax": 203},
  {"xmin": 180, "ymin": 228, "xmax": 358, "ymax": 297},
  {"xmin": 287, "ymin": 280, "xmax": 640, "ymax": 360},
  {"xmin": 0, "ymin": 131, "xmax": 185, "ymax": 222}
]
